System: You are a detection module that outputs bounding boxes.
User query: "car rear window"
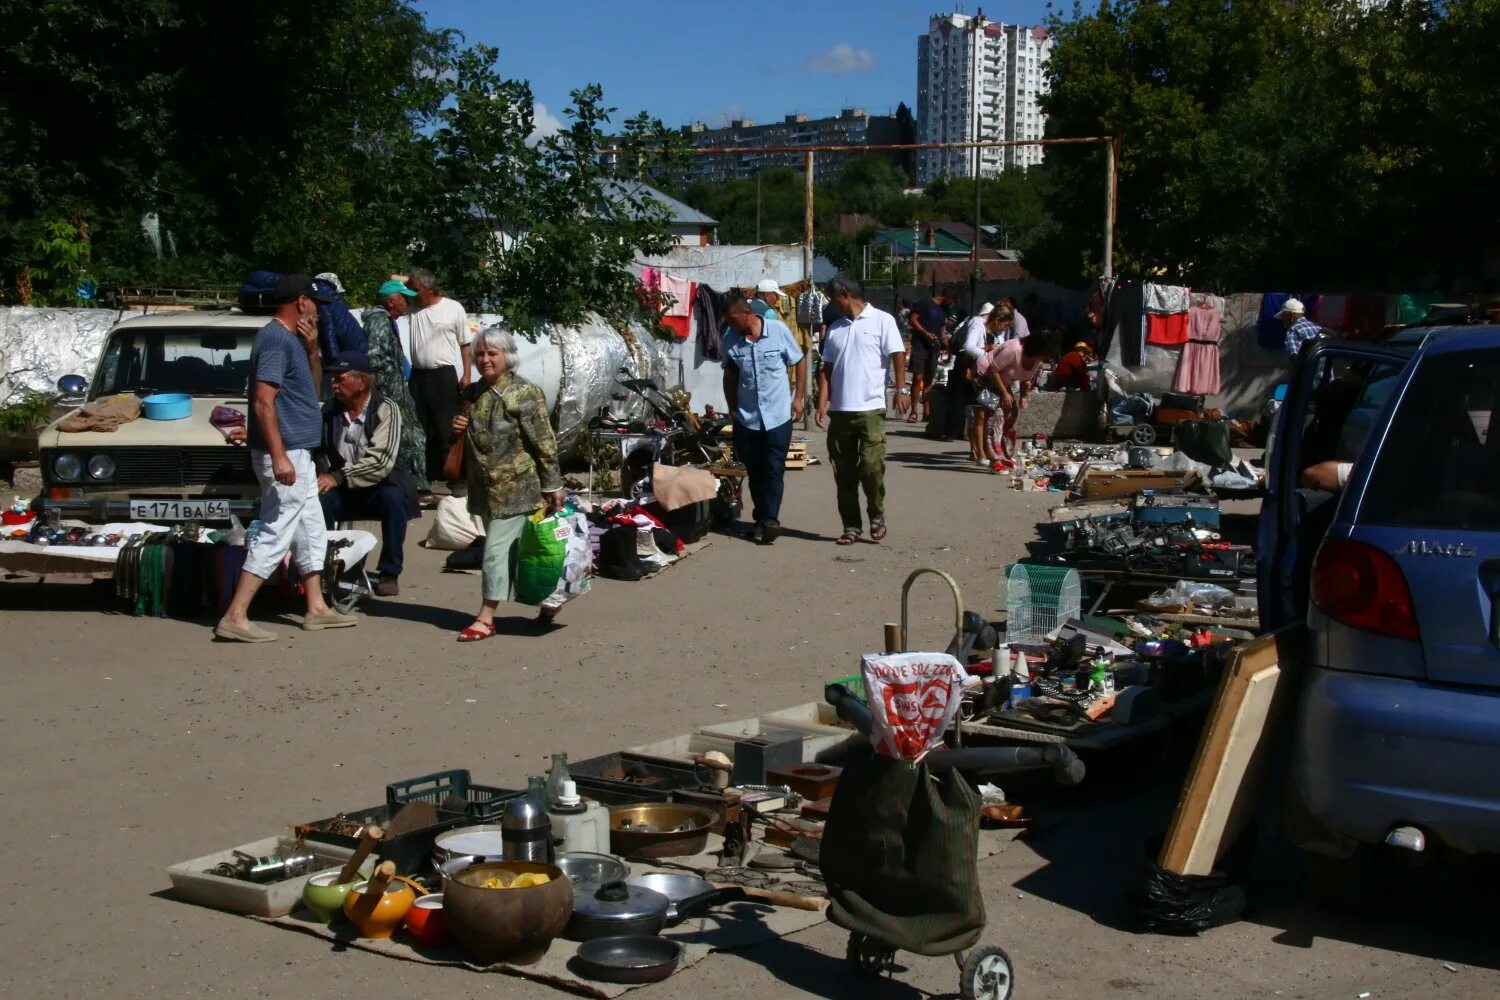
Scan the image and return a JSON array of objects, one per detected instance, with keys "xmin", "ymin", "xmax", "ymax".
[{"xmin": 1360, "ymin": 350, "xmax": 1500, "ymax": 530}]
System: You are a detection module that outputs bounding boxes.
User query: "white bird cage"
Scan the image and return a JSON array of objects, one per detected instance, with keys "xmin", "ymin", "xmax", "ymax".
[{"xmin": 1002, "ymin": 563, "xmax": 1082, "ymax": 646}]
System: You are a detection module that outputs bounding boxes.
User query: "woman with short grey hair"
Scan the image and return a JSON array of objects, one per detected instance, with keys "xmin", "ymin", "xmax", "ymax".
[{"xmin": 450, "ymin": 325, "xmax": 565, "ymax": 640}]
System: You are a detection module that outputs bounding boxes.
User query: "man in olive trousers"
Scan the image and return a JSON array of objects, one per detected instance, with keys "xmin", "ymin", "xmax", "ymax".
[{"xmin": 815, "ymin": 276, "xmax": 909, "ymax": 545}]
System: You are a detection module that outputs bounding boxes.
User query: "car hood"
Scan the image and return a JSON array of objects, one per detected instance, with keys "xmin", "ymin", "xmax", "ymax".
[{"xmin": 38, "ymin": 396, "xmax": 249, "ymax": 449}]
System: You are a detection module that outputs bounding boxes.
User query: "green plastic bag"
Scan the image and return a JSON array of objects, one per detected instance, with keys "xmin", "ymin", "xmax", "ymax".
[{"xmin": 514, "ymin": 507, "xmax": 570, "ymax": 605}]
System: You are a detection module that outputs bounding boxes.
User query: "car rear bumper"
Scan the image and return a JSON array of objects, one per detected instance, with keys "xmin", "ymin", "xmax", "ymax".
[
  {"xmin": 38, "ymin": 497, "xmax": 259, "ymax": 522},
  {"xmin": 1294, "ymin": 667, "xmax": 1500, "ymax": 855}
]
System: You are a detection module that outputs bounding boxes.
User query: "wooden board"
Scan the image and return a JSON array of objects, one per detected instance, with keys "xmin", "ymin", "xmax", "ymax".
[
  {"xmin": 1159, "ymin": 631, "xmax": 1288, "ymax": 876},
  {"xmin": 785, "ymin": 443, "xmax": 809, "ymax": 470}
]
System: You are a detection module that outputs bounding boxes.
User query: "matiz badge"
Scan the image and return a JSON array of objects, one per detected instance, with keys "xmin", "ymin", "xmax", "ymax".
[{"xmin": 1398, "ymin": 540, "xmax": 1476, "ymax": 557}]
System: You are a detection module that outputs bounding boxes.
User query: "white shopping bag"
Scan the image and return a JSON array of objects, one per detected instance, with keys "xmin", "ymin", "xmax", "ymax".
[{"xmin": 859, "ymin": 651, "xmax": 968, "ymax": 761}]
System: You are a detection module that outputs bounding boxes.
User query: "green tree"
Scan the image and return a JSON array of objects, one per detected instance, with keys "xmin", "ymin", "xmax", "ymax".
[{"xmin": 1031, "ymin": 0, "xmax": 1500, "ymax": 290}]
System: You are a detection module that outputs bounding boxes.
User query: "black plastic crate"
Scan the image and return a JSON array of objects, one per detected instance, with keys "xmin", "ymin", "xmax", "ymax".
[
  {"xmin": 570, "ymin": 776, "xmax": 673, "ymax": 807},
  {"xmin": 385, "ymin": 769, "xmax": 521, "ymax": 822},
  {"xmin": 298, "ymin": 802, "xmax": 467, "ymax": 876},
  {"xmin": 570, "ymin": 752, "xmax": 706, "ymax": 791}
]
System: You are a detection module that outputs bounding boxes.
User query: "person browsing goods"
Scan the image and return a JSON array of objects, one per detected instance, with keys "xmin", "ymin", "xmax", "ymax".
[
  {"xmin": 816, "ymin": 275, "xmax": 908, "ymax": 546},
  {"xmin": 405, "ymin": 268, "xmax": 472, "ymax": 490},
  {"xmin": 977, "ymin": 333, "xmax": 1056, "ymax": 474},
  {"xmin": 905, "ymin": 287, "xmax": 952, "ymax": 424},
  {"xmin": 216, "ymin": 274, "xmax": 359, "ymax": 642},
  {"xmin": 315, "ymin": 351, "xmax": 420, "ymax": 597},
  {"xmin": 360, "ymin": 279, "xmax": 428, "ymax": 494},
  {"xmin": 721, "ymin": 293, "xmax": 805, "ymax": 544}
]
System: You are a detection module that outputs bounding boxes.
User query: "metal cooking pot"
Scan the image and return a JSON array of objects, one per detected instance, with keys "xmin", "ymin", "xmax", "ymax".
[
  {"xmin": 565, "ymin": 878, "xmax": 745, "ymax": 941},
  {"xmin": 431, "ymin": 824, "xmax": 506, "ymax": 873},
  {"xmin": 608, "ymin": 804, "xmax": 717, "ymax": 860},
  {"xmin": 555, "ymin": 852, "xmax": 630, "ymax": 889}
]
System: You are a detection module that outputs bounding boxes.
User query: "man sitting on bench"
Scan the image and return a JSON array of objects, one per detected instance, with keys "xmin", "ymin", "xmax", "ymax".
[{"xmin": 316, "ymin": 352, "xmax": 419, "ymax": 596}]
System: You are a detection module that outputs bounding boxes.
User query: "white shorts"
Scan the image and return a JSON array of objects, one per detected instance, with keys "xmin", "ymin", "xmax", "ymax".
[{"xmin": 244, "ymin": 448, "xmax": 327, "ymax": 580}]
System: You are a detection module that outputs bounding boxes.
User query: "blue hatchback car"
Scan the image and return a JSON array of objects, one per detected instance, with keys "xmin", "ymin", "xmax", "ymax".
[{"xmin": 1261, "ymin": 327, "xmax": 1500, "ymax": 859}]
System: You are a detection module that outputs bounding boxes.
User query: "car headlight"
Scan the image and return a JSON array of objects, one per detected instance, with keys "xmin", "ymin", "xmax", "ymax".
[
  {"xmin": 87, "ymin": 454, "xmax": 116, "ymax": 481},
  {"xmin": 53, "ymin": 453, "xmax": 82, "ymax": 482}
]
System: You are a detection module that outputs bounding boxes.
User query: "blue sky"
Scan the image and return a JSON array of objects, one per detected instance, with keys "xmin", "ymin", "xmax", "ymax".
[{"xmin": 416, "ymin": 1, "xmax": 1056, "ymax": 133}]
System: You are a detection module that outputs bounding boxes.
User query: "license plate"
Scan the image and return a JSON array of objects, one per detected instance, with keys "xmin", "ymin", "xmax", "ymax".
[{"xmin": 128, "ymin": 499, "xmax": 231, "ymax": 521}]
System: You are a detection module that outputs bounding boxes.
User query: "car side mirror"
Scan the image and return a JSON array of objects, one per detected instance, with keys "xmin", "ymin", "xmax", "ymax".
[{"xmin": 56, "ymin": 374, "xmax": 87, "ymax": 398}]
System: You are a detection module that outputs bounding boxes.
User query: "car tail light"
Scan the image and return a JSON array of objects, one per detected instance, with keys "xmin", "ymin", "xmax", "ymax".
[{"xmin": 1311, "ymin": 538, "xmax": 1420, "ymax": 640}]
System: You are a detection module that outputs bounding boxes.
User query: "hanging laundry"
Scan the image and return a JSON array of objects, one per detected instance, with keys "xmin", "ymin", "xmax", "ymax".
[
  {"xmin": 1146, "ymin": 311, "xmax": 1190, "ymax": 347},
  {"xmin": 1258, "ymin": 293, "xmax": 1291, "ymax": 351},
  {"xmin": 1396, "ymin": 293, "xmax": 1441, "ymax": 325},
  {"xmin": 695, "ymin": 283, "xmax": 725, "ymax": 361},
  {"xmin": 1103, "ymin": 279, "xmax": 1145, "ymax": 367},
  {"xmin": 659, "ymin": 273, "xmax": 695, "ymax": 340},
  {"xmin": 1347, "ymin": 294, "xmax": 1387, "ymax": 341},
  {"xmin": 1143, "ymin": 283, "xmax": 1191, "ymax": 315},
  {"xmin": 1173, "ymin": 297, "xmax": 1222, "ymax": 395},
  {"xmin": 1314, "ymin": 294, "xmax": 1349, "ymax": 330}
]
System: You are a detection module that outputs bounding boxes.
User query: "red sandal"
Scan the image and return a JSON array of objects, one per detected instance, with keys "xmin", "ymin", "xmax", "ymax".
[{"xmin": 457, "ymin": 619, "xmax": 497, "ymax": 642}]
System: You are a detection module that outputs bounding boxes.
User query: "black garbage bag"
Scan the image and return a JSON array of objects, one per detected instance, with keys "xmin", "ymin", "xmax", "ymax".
[
  {"xmin": 1126, "ymin": 832, "xmax": 1252, "ymax": 935},
  {"xmin": 820, "ymin": 748, "xmax": 986, "ymax": 956}
]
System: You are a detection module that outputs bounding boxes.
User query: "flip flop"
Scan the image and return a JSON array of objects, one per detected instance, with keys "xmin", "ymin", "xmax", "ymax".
[
  {"xmin": 457, "ymin": 619, "xmax": 497, "ymax": 642},
  {"xmin": 905, "ymin": 412, "xmax": 919, "ymax": 423},
  {"xmin": 870, "ymin": 520, "xmax": 888, "ymax": 541},
  {"xmin": 835, "ymin": 530, "xmax": 860, "ymax": 546}
]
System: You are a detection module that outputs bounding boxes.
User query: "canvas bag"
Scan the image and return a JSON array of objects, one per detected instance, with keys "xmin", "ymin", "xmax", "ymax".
[{"xmin": 423, "ymin": 495, "xmax": 485, "ymax": 551}]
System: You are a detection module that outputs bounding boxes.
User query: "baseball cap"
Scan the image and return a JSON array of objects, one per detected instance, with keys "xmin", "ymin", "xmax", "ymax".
[
  {"xmin": 755, "ymin": 278, "xmax": 782, "ymax": 296},
  {"xmin": 275, "ymin": 273, "xmax": 334, "ymax": 304},
  {"xmin": 314, "ymin": 271, "xmax": 345, "ymax": 294},
  {"xmin": 1277, "ymin": 297, "xmax": 1306, "ymax": 316},
  {"xmin": 326, "ymin": 351, "xmax": 371, "ymax": 375},
  {"xmin": 377, "ymin": 279, "xmax": 417, "ymax": 298}
]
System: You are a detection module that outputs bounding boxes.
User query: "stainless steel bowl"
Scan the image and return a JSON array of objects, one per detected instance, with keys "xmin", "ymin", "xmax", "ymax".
[{"xmin": 556, "ymin": 851, "xmax": 630, "ymax": 888}]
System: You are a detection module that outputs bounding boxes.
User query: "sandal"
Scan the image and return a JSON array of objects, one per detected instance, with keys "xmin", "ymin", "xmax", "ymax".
[
  {"xmin": 870, "ymin": 520, "xmax": 888, "ymax": 541},
  {"xmin": 835, "ymin": 530, "xmax": 860, "ymax": 546},
  {"xmin": 905, "ymin": 412, "xmax": 919, "ymax": 423},
  {"xmin": 457, "ymin": 619, "xmax": 497, "ymax": 642}
]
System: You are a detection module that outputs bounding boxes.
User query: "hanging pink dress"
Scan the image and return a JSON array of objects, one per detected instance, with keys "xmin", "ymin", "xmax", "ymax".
[{"xmin": 1173, "ymin": 299, "xmax": 1222, "ymax": 395}]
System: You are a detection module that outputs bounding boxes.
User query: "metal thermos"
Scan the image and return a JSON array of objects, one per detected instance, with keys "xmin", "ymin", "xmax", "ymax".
[
  {"xmin": 502, "ymin": 776, "xmax": 554, "ymax": 863},
  {"xmin": 237, "ymin": 851, "xmax": 316, "ymax": 883}
]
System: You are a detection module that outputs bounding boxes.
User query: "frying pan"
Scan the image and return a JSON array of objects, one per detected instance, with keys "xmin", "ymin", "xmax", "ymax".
[{"xmin": 571, "ymin": 935, "xmax": 684, "ymax": 985}]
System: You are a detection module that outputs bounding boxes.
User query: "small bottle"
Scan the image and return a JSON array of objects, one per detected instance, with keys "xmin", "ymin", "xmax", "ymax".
[
  {"xmin": 546, "ymin": 753, "xmax": 571, "ymax": 808},
  {"xmin": 245, "ymin": 519, "xmax": 263, "ymax": 546},
  {"xmin": 1090, "ymin": 653, "xmax": 1114, "ymax": 694},
  {"xmin": 526, "ymin": 774, "xmax": 547, "ymax": 810}
]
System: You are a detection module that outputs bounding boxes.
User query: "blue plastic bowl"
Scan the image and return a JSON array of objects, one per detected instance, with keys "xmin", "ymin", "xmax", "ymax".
[{"xmin": 142, "ymin": 393, "xmax": 192, "ymax": 420}]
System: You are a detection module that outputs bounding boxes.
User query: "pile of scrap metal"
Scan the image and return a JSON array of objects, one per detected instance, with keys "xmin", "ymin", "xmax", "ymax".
[{"xmin": 1040, "ymin": 491, "xmax": 1255, "ymax": 582}]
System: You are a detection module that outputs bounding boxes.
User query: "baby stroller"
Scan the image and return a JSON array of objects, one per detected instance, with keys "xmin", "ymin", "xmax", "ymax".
[{"xmin": 819, "ymin": 571, "xmax": 1086, "ymax": 1000}]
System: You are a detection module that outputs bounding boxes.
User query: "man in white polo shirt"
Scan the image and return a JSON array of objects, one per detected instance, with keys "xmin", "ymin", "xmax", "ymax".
[
  {"xmin": 406, "ymin": 267, "xmax": 472, "ymax": 494},
  {"xmin": 815, "ymin": 275, "xmax": 908, "ymax": 545}
]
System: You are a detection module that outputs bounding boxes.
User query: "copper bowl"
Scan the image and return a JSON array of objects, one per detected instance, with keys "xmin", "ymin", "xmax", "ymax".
[
  {"xmin": 441, "ymin": 861, "xmax": 573, "ymax": 965},
  {"xmin": 607, "ymin": 804, "xmax": 717, "ymax": 859}
]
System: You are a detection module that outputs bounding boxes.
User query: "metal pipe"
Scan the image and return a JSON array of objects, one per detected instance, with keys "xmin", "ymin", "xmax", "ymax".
[
  {"xmin": 597, "ymin": 136, "xmax": 1114, "ymax": 156},
  {"xmin": 803, "ymin": 150, "xmax": 814, "ymax": 431},
  {"xmin": 1104, "ymin": 136, "xmax": 1118, "ymax": 279}
]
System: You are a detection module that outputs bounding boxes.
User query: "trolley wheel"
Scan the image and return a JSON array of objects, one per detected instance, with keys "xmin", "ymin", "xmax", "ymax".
[
  {"xmin": 959, "ymin": 945, "xmax": 1014, "ymax": 1000},
  {"xmin": 845, "ymin": 932, "xmax": 894, "ymax": 979},
  {"xmin": 1129, "ymin": 423, "xmax": 1158, "ymax": 446}
]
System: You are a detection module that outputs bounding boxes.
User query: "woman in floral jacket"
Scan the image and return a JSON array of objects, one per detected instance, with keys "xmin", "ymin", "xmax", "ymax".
[{"xmin": 450, "ymin": 326, "xmax": 565, "ymax": 641}]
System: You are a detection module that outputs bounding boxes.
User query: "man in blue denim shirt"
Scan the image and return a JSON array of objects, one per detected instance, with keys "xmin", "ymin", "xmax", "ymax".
[{"xmin": 722, "ymin": 293, "xmax": 806, "ymax": 544}]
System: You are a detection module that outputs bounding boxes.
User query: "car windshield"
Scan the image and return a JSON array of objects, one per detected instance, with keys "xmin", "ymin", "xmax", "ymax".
[
  {"xmin": 1360, "ymin": 349, "xmax": 1500, "ymax": 530},
  {"xmin": 93, "ymin": 327, "xmax": 254, "ymax": 398}
]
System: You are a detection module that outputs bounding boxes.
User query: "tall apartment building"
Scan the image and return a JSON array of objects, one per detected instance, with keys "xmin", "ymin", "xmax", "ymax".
[
  {"xmin": 916, "ymin": 11, "xmax": 1052, "ymax": 184},
  {"xmin": 674, "ymin": 108, "xmax": 903, "ymax": 185}
]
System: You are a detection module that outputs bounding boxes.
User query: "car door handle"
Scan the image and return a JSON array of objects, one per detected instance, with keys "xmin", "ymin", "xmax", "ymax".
[{"xmin": 1480, "ymin": 558, "xmax": 1500, "ymax": 648}]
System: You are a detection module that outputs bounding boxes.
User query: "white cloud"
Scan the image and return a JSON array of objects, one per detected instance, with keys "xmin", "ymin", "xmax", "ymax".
[
  {"xmin": 528, "ymin": 102, "xmax": 564, "ymax": 145},
  {"xmin": 802, "ymin": 43, "xmax": 877, "ymax": 75}
]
